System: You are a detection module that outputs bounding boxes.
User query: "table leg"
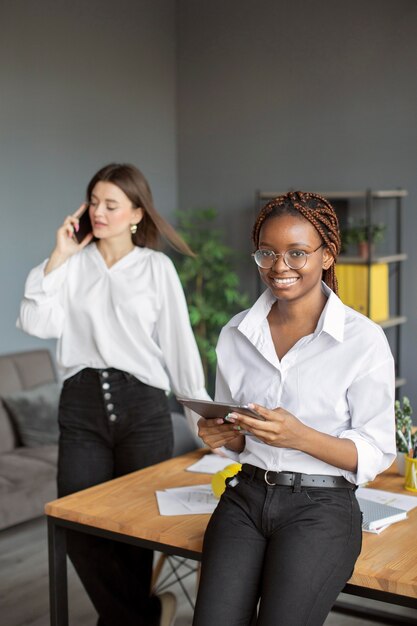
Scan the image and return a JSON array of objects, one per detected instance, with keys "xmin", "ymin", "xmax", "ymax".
[{"xmin": 47, "ymin": 517, "xmax": 69, "ymax": 626}]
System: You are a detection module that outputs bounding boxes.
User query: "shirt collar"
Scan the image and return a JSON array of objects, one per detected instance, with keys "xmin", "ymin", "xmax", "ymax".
[
  {"xmin": 316, "ymin": 282, "xmax": 345, "ymax": 343},
  {"xmin": 238, "ymin": 281, "xmax": 346, "ymax": 344}
]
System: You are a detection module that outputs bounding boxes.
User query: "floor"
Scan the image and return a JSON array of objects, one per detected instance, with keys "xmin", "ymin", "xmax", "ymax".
[{"xmin": 0, "ymin": 517, "xmax": 416, "ymax": 626}]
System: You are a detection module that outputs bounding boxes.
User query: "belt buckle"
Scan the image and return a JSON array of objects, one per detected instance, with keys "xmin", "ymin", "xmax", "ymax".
[{"xmin": 264, "ymin": 470, "xmax": 277, "ymax": 486}]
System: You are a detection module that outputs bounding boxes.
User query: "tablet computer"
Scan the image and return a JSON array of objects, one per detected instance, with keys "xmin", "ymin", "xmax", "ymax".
[{"xmin": 177, "ymin": 397, "xmax": 264, "ymax": 420}]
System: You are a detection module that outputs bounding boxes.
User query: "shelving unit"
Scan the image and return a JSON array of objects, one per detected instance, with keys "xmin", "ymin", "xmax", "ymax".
[{"xmin": 256, "ymin": 189, "xmax": 408, "ymax": 391}]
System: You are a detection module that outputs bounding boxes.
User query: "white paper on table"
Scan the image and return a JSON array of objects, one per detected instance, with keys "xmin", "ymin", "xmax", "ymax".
[
  {"xmin": 356, "ymin": 487, "xmax": 417, "ymax": 512},
  {"xmin": 168, "ymin": 485, "xmax": 218, "ymax": 513},
  {"xmin": 156, "ymin": 484, "xmax": 218, "ymax": 516},
  {"xmin": 156, "ymin": 490, "xmax": 193, "ymax": 516},
  {"xmin": 186, "ymin": 454, "xmax": 237, "ymax": 474}
]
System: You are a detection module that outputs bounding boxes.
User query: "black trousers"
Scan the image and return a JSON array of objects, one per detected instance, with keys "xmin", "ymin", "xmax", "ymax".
[
  {"xmin": 193, "ymin": 469, "xmax": 362, "ymax": 626},
  {"xmin": 57, "ymin": 368, "xmax": 173, "ymax": 626}
]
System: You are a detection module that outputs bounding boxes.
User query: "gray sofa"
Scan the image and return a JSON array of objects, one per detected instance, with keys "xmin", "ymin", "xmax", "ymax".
[
  {"xmin": 0, "ymin": 349, "xmax": 58, "ymax": 530},
  {"xmin": 0, "ymin": 349, "xmax": 202, "ymax": 531}
]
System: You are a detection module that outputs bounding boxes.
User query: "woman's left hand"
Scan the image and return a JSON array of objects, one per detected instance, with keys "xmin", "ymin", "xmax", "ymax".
[{"xmin": 228, "ymin": 404, "xmax": 308, "ymax": 449}]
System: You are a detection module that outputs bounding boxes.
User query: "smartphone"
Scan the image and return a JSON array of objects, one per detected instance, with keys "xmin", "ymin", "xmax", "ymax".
[
  {"xmin": 74, "ymin": 204, "xmax": 93, "ymax": 243},
  {"xmin": 177, "ymin": 397, "xmax": 264, "ymax": 420}
]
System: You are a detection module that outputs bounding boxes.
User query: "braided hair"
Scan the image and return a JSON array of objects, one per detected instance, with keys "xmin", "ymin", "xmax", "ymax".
[{"xmin": 253, "ymin": 191, "xmax": 341, "ymax": 294}]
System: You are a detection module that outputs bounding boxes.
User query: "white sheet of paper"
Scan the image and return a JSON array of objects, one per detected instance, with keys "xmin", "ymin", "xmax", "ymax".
[
  {"xmin": 155, "ymin": 490, "xmax": 192, "ymax": 516},
  {"xmin": 156, "ymin": 484, "xmax": 218, "ymax": 515},
  {"xmin": 186, "ymin": 454, "xmax": 237, "ymax": 474},
  {"xmin": 357, "ymin": 487, "xmax": 417, "ymax": 512},
  {"xmin": 168, "ymin": 485, "xmax": 218, "ymax": 513},
  {"xmin": 168, "ymin": 484, "xmax": 213, "ymax": 495}
]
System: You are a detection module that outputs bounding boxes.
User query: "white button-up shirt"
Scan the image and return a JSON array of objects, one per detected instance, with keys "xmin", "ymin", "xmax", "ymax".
[
  {"xmin": 17, "ymin": 244, "xmax": 209, "ymax": 408},
  {"xmin": 216, "ymin": 283, "xmax": 396, "ymax": 485}
]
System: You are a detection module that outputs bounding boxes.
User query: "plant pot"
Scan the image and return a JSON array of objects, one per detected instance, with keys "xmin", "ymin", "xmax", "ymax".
[
  {"xmin": 396, "ymin": 451, "xmax": 407, "ymax": 476},
  {"xmin": 357, "ymin": 241, "xmax": 374, "ymax": 260}
]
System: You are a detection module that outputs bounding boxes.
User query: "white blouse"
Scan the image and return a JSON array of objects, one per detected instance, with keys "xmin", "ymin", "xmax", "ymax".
[
  {"xmin": 17, "ymin": 244, "xmax": 210, "ymax": 411},
  {"xmin": 216, "ymin": 283, "xmax": 396, "ymax": 485}
]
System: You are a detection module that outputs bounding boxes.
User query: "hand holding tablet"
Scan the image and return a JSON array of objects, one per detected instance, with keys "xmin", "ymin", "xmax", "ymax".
[{"xmin": 176, "ymin": 397, "xmax": 265, "ymax": 421}]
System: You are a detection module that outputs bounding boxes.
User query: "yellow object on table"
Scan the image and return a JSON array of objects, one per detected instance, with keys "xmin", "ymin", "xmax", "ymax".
[
  {"xmin": 404, "ymin": 456, "xmax": 417, "ymax": 492},
  {"xmin": 211, "ymin": 463, "xmax": 242, "ymax": 498}
]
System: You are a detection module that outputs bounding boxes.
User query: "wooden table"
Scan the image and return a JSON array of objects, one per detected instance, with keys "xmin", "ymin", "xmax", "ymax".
[{"xmin": 45, "ymin": 450, "xmax": 417, "ymax": 625}]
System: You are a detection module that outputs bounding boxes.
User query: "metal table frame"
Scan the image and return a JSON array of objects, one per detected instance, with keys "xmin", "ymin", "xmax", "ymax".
[{"xmin": 47, "ymin": 515, "xmax": 417, "ymax": 626}]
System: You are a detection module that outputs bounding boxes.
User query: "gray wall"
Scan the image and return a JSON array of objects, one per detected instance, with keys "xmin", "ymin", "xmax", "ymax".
[
  {"xmin": 2, "ymin": 0, "xmax": 417, "ymax": 408},
  {"xmin": 177, "ymin": 0, "xmax": 417, "ymax": 407},
  {"xmin": 0, "ymin": 0, "xmax": 177, "ymax": 353}
]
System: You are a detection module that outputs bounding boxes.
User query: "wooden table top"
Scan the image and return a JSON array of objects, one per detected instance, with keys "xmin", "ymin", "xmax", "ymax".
[
  {"xmin": 46, "ymin": 450, "xmax": 212, "ymax": 555},
  {"xmin": 350, "ymin": 462, "xmax": 417, "ymax": 599},
  {"xmin": 45, "ymin": 450, "xmax": 417, "ymax": 600}
]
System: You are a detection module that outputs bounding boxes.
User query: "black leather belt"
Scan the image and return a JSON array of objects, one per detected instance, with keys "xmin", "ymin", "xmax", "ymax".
[{"xmin": 241, "ymin": 463, "xmax": 355, "ymax": 489}]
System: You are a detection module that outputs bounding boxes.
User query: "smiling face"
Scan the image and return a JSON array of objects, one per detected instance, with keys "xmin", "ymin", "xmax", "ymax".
[
  {"xmin": 257, "ymin": 214, "xmax": 334, "ymax": 303},
  {"xmin": 88, "ymin": 181, "xmax": 143, "ymax": 242}
]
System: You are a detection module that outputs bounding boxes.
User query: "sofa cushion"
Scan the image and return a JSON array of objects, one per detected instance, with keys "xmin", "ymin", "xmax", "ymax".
[
  {"xmin": 0, "ymin": 449, "xmax": 57, "ymax": 530},
  {"xmin": 2, "ymin": 382, "xmax": 61, "ymax": 447},
  {"xmin": 0, "ymin": 448, "xmax": 57, "ymax": 491},
  {"xmin": 11, "ymin": 349, "xmax": 57, "ymax": 389},
  {"xmin": 0, "ymin": 349, "xmax": 57, "ymax": 453},
  {"xmin": 13, "ymin": 444, "xmax": 58, "ymax": 466},
  {"xmin": 0, "ymin": 358, "xmax": 23, "ymax": 453},
  {"xmin": 0, "ymin": 404, "xmax": 17, "ymax": 454},
  {"xmin": 0, "ymin": 477, "xmax": 57, "ymax": 530}
]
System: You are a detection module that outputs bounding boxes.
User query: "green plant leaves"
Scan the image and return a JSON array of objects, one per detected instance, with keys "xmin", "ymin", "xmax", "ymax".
[
  {"xmin": 341, "ymin": 218, "xmax": 386, "ymax": 247},
  {"xmin": 171, "ymin": 208, "xmax": 250, "ymax": 394},
  {"xmin": 395, "ymin": 396, "xmax": 416, "ymax": 453}
]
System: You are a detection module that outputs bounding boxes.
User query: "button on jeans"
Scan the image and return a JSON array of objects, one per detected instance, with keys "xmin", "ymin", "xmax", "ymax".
[
  {"xmin": 193, "ymin": 472, "xmax": 362, "ymax": 626},
  {"xmin": 57, "ymin": 368, "xmax": 173, "ymax": 626}
]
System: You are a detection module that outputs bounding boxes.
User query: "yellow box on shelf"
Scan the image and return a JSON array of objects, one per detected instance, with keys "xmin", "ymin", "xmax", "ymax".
[{"xmin": 335, "ymin": 263, "xmax": 389, "ymax": 322}]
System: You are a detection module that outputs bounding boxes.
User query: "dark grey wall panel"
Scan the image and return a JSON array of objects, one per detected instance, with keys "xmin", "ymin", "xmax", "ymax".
[
  {"xmin": 0, "ymin": 0, "xmax": 177, "ymax": 354},
  {"xmin": 177, "ymin": 0, "xmax": 417, "ymax": 407}
]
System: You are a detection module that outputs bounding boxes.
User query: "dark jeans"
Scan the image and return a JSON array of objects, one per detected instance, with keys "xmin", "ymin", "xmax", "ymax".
[
  {"xmin": 193, "ymin": 470, "xmax": 362, "ymax": 626},
  {"xmin": 57, "ymin": 368, "xmax": 173, "ymax": 626}
]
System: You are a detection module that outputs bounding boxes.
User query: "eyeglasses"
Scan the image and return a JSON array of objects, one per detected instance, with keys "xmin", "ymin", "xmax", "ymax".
[{"xmin": 252, "ymin": 243, "xmax": 324, "ymax": 270}]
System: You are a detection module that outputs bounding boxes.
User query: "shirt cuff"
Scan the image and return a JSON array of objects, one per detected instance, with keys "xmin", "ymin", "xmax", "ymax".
[{"xmin": 338, "ymin": 431, "xmax": 396, "ymax": 485}]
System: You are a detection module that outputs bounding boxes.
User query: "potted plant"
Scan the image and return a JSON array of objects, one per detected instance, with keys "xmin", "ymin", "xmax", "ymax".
[
  {"xmin": 395, "ymin": 396, "xmax": 416, "ymax": 475},
  {"xmin": 342, "ymin": 218, "xmax": 386, "ymax": 259},
  {"xmin": 171, "ymin": 208, "xmax": 250, "ymax": 395}
]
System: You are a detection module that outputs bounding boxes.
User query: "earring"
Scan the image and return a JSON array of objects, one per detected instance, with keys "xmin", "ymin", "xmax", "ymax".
[{"xmin": 130, "ymin": 224, "xmax": 138, "ymax": 234}]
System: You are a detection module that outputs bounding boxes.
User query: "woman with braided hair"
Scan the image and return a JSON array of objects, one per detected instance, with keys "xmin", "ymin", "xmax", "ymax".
[{"xmin": 193, "ymin": 191, "xmax": 396, "ymax": 626}]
